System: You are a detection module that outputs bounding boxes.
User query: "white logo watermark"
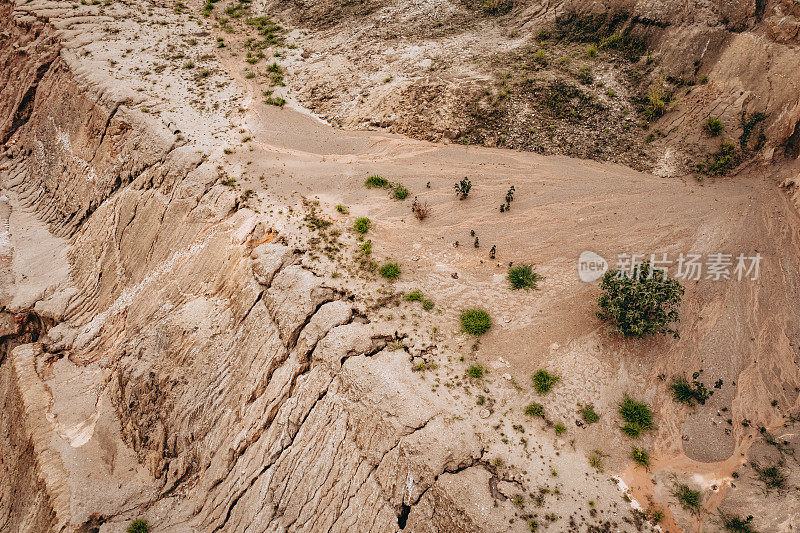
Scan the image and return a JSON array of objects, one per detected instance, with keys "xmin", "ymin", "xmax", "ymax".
[{"xmin": 578, "ymin": 252, "xmax": 762, "ymax": 282}]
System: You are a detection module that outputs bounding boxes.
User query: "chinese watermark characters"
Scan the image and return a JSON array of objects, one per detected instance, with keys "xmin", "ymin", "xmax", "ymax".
[{"xmin": 578, "ymin": 251, "xmax": 761, "ymax": 282}]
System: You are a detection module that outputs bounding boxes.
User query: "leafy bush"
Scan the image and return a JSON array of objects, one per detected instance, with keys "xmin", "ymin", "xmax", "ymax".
[
  {"xmin": 127, "ymin": 520, "xmax": 149, "ymax": 533},
  {"xmin": 524, "ymin": 403, "xmax": 544, "ymax": 417},
  {"xmin": 365, "ymin": 175, "xmax": 389, "ymax": 188},
  {"xmin": 672, "ymin": 484, "xmax": 702, "ymax": 512},
  {"xmin": 586, "ymin": 44, "xmax": 598, "ymax": 57},
  {"xmin": 360, "ymin": 240, "xmax": 372, "ymax": 255},
  {"xmin": 533, "ymin": 49, "xmax": 547, "ymax": 65},
  {"xmin": 704, "ymin": 116, "xmax": 723, "ymax": 136},
  {"xmin": 670, "ymin": 376, "xmax": 710, "ymax": 406},
  {"xmin": 554, "ymin": 423, "xmax": 567, "ymax": 435},
  {"xmin": 720, "ymin": 513, "xmax": 756, "ymax": 533},
  {"xmin": 392, "ymin": 183, "xmax": 409, "ymax": 200},
  {"xmin": 379, "ymin": 262, "xmax": 401, "ymax": 280},
  {"xmin": 631, "ymin": 446, "xmax": 650, "ymax": 468},
  {"xmin": 596, "ymin": 260, "xmax": 684, "ymax": 339},
  {"xmin": 353, "ymin": 217, "xmax": 371, "ymax": 234},
  {"xmin": 336, "ymin": 204, "xmax": 349, "ymax": 214},
  {"xmin": 508, "ymin": 264, "xmax": 542, "ymax": 290},
  {"xmin": 532, "ymin": 369, "xmax": 559, "ymax": 395},
  {"xmin": 618, "ymin": 395, "xmax": 654, "ymax": 437},
  {"xmin": 581, "ymin": 404, "xmax": 599, "ymax": 424},
  {"xmin": 643, "ymin": 83, "xmax": 668, "ymax": 121},
  {"xmin": 696, "ymin": 141, "xmax": 739, "ymax": 176},
  {"xmin": 406, "ymin": 289, "xmax": 434, "ymax": 310},
  {"xmin": 460, "ymin": 309, "xmax": 491, "ymax": 335},
  {"xmin": 454, "ymin": 177, "xmax": 472, "ymax": 199},
  {"xmin": 467, "ymin": 364, "xmax": 486, "ymax": 378},
  {"xmin": 588, "ymin": 452, "xmax": 603, "ymax": 471}
]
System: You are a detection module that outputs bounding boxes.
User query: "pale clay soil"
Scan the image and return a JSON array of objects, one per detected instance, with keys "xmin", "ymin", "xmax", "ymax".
[{"xmin": 2, "ymin": 0, "xmax": 800, "ymax": 531}]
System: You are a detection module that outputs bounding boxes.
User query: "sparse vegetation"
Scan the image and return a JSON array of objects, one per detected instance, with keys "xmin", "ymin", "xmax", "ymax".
[
  {"xmin": 467, "ymin": 364, "xmax": 486, "ymax": 378},
  {"xmin": 411, "ymin": 197, "xmax": 429, "ymax": 220},
  {"xmin": 379, "ymin": 262, "xmax": 401, "ymax": 280},
  {"xmin": 670, "ymin": 376, "xmax": 710, "ymax": 406},
  {"xmin": 597, "ymin": 260, "xmax": 684, "ymax": 339},
  {"xmin": 631, "ymin": 446, "xmax": 650, "ymax": 468},
  {"xmin": 454, "ymin": 177, "xmax": 472, "ymax": 199},
  {"xmin": 696, "ymin": 141, "xmax": 739, "ymax": 176},
  {"xmin": 554, "ymin": 423, "xmax": 567, "ymax": 435},
  {"xmin": 365, "ymin": 175, "xmax": 389, "ymax": 188},
  {"xmin": 508, "ymin": 264, "xmax": 542, "ymax": 290},
  {"xmin": 127, "ymin": 520, "xmax": 149, "ymax": 533},
  {"xmin": 672, "ymin": 483, "xmax": 702, "ymax": 512},
  {"xmin": 588, "ymin": 451, "xmax": 603, "ymax": 471},
  {"xmin": 581, "ymin": 404, "xmax": 599, "ymax": 424},
  {"xmin": 753, "ymin": 462, "xmax": 787, "ymax": 492},
  {"xmin": 460, "ymin": 309, "xmax": 492, "ymax": 335},
  {"xmin": 532, "ymin": 369, "xmax": 559, "ymax": 395},
  {"xmin": 406, "ymin": 289, "xmax": 434, "ymax": 311},
  {"xmin": 524, "ymin": 403, "xmax": 544, "ymax": 417},
  {"xmin": 704, "ymin": 116, "xmax": 723, "ymax": 136},
  {"xmin": 392, "ymin": 183, "xmax": 409, "ymax": 200},
  {"xmin": 336, "ymin": 204, "xmax": 349, "ymax": 214},
  {"xmin": 353, "ymin": 217, "xmax": 371, "ymax": 234},
  {"xmin": 720, "ymin": 512, "xmax": 757, "ymax": 533},
  {"xmin": 618, "ymin": 395, "xmax": 654, "ymax": 438}
]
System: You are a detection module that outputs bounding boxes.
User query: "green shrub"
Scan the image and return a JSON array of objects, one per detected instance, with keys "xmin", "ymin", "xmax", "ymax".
[
  {"xmin": 720, "ymin": 512, "xmax": 756, "ymax": 533},
  {"xmin": 753, "ymin": 462, "xmax": 787, "ymax": 492},
  {"xmin": 596, "ymin": 260, "xmax": 684, "ymax": 339},
  {"xmin": 365, "ymin": 175, "xmax": 389, "ymax": 188},
  {"xmin": 643, "ymin": 83, "xmax": 669, "ymax": 121},
  {"xmin": 588, "ymin": 452, "xmax": 603, "ymax": 471},
  {"xmin": 670, "ymin": 376, "xmax": 710, "ymax": 406},
  {"xmin": 360, "ymin": 240, "xmax": 372, "ymax": 255},
  {"xmin": 672, "ymin": 484, "xmax": 702, "ymax": 512},
  {"xmin": 422, "ymin": 299, "xmax": 434, "ymax": 311},
  {"xmin": 581, "ymin": 404, "xmax": 599, "ymax": 424},
  {"xmin": 379, "ymin": 262, "xmax": 401, "ymax": 280},
  {"xmin": 454, "ymin": 177, "xmax": 472, "ymax": 199},
  {"xmin": 533, "ymin": 49, "xmax": 547, "ymax": 65},
  {"xmin": 353, "ymin": 217, "xmax": 371, "ymax": 234},
  {"xmin": 631, "ymin": 446, "xmax": 650, "ymax": 468},
  {"xmin": 532, "ymin": 369, "xmax": 559, "ymax": 395},
  {"xmin": 704, "ymin": 116, "xmax": 723, "ymax": 136},
  {"xmin": 406, "ymin": 289, "xmax": 424, "ymax": 302},
  {"xmin": 524, "ymin": 403, "xmax": 544, "ymax": 417},
  {"xmin": 264, "ymin": 95, "xmax": 285, "ymax": 107},
  {"xmin": 460, "ymin": 309, "xmax": 491, "ymax": 335},
  {"xmin": 554, "ymin": 423, "xmax": 566, "ymax": 435},
  {"xmin": 467, "ymin": 364, "xmax": 486, "ymax": 378},
  {"xmin": 508, "ymin": 264, "xmax": 542, "ymax": 290},
  {"xmin": 392, "ymin": 183, "xmax": 409, "ymax": 200},
  {"xmin": 336, "ymin": 204, "xmax": 349, "ymax": 214},
  {"xmin": 618, "ymin": 395, "xmax": 654, "ymax": 438},
  {"xmin": 696, "ymin": 141, "xmax": 738, "ymax": 176},
  {"xmin": 535, "ymin": 30, "xmax": 550, "ymax": 41},
  {"xmin": 587, "ymin": 44, "xmax": 598, "ymax": 57},
  {"xmin": 127, "ymin": 520, "xmax": 149, "ymax": 533}
]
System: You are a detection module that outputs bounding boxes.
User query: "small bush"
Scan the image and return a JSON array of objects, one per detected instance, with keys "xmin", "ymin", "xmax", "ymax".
[
  {"xmin": 508, "ymin": 264, "xmax": 542, "ymax": 290},
  {"xmin": 581, "ymin": 405, "xmax": 599, "ymax": 424},
  {"xmin": 720, "ymin": 512, "xmax": 756, "ymax": 533},
  {"xmin": 618, "ymin": 395, "xmax": 654, "ymax": 438},
  {"xmin": 554, "ymin": 423, "xmax": 567, "ymax": 435},
  {"xmin": 460, "ymin": 309, "xmax": 492, "ymax": 335},
  {"xmin": 127, "ymin": 520, "xmax": 149, "ymax": 533},
  {"xmin": 336, "ymin": 204, "xmax": 349, "ymax": 214},
  {"xmin": 577, "ymin": 67, "xmax": 593, "ymax": 85},
  {"xmin": 753, "ymin": 462, "xmax": 787, "ymax": 492},
  {"xmin": 587, "ymin": 44, "xmax": 598, "ymax": 57},
  {"xmin": 524, "ymin": 403, "xmax": 544, "ymax": 417},
  {"xmin": 379, "ymin": 262, "xmax": 401, "ymax": 280},
  {"xmin": 704, "ymin": 116, "xmax": 723, "ymax": 136},
  {"xmin": 353, "ymin": 217, "xmax": 371, "ymax": 234},
  {"xmin": 670, "ymin": 376, "xmax": 710, "ymax": 406},
  {"xmin": 365, "ymin": 175, "xmax": 389, "ymax": 188},
  {"xmin": 411, "ymin": 197, "xmax": 429, "ymax": 220},
  {"xmin": 392, "ymin": 183, "xmax": 409, "ymax": 200},
  {"xmin": 672, "ymin": 484, "xmax": 702, "ymax": 512},
  {"xmin": 596, "ymin": 260, "xmax": 684, "ymax": 339},
  {"xmin": 696, "ymin": 141, "xmax": 738, "ymax": 176},
  {"xmin": 360, "ymin": 240, "xmax": 372, "ymax": 255},
  {"xmin": 535, "ymin": 30, "xmax": 550, "ymax": 41},
  {"xmin": 467, "ymin": 364, "xmax": 486, "ymax": 378},
  {"xmin": 533, "ymin": 49, "xmax": 547, "ymax": 65},
  {"xmin": 406, "ymin": 289, "xmax": 425, "ymax": 302},
  {"xmin": 264, "ymin": 95, "xmax": 285, "ymax": 107},
  {"xmin": 631, "ymin": 447, "xmax": 650, "ymax": 468},
  {"xmin": 588, "ymin": 452, "xmax": 603, "ymax": 471},
  {"xmin": 532, "ymin": 369, "xmax": 559, "ymax": 395},
  {"xmin": 454, "ymin": 177, "xmax": 472, "ymax": 199}
]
